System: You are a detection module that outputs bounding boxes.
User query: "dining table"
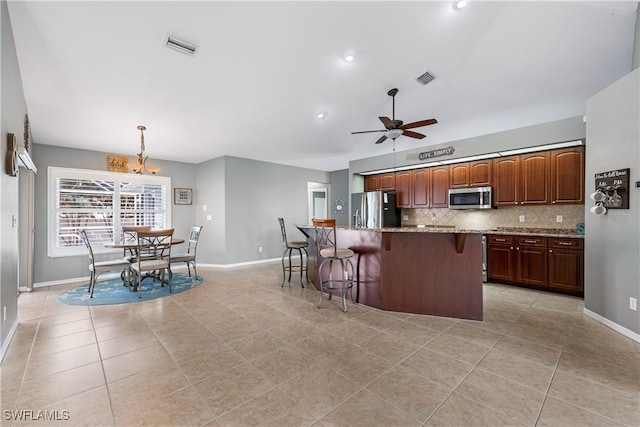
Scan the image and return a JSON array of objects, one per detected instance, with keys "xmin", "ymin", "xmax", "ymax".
[{"xmin": 104, "ymin": 238, "xmax": 185, "ymax": 291}]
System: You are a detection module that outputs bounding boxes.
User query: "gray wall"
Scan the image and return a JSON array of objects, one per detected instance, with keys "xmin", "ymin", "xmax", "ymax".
[
  {"xmin": 1, "ymin": 0, "xmax": 27, "ymax": 356},
  {"xmin": 31, "ymin": 143, "xmax": 197, "ymax": 283},
  {"xmin": 197, "ymin": 156, "xmax": 330, "ymax": 264},
  {"xmin": 330, "ymin": 169, "xmax": 349, "ymax": 226},
  {"xmin": 585, "ymin": 68, "xmax": 640, "ymax": 335}
]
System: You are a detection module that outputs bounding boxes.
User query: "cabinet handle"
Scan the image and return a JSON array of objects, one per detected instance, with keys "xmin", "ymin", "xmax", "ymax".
[
  {"xmin": 514, "ymin": 202, "xmax": 518, "ymax": 205},
  {"xmin": 557, "ymin": 242, "xmax": 572, "ymax": 246},
  {"xmin": 552, "ymin": 201, "xmax": 556, "ymax": 204},
  {"xmin": 495, "ymin": 238, "xmax": 506, "ymax": 242},
  {"xmin": 549, "ymin": 249, "xmax": 553, "ymax": 253},
  {"xmin": 516, "ymin": 247, "xmax": 519, "ymax": 250},
  {"xmin": 510, "ymin": 247, "xmax": 514, "ymax": 250},
  {"xmin": 524, "ymin": 240, "xmax": 537, "ymax": 244}
]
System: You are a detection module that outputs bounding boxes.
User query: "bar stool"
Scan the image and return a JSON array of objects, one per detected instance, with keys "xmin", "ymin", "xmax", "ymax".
[
  {"xmin": 312, "ymin": 218, "xmax": 355, "ymax": 312},
  {"xmin": 278, "ymin": 218, "xmax": 308, "ymax": 287}
]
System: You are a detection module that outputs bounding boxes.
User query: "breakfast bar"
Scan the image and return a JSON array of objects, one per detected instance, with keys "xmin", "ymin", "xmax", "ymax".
[{"xmin": 298, "ymin": 226, "xmax": 483, "ymax": 320}]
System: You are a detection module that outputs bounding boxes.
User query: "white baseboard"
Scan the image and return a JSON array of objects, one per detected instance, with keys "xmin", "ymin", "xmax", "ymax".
[
  {"xmin": 583, "ymin": 308, "xmax": 640, "ymax": 343},
  {"xmin": 0, "ymin": 320, "xmax": 19, "ymax": 364}
]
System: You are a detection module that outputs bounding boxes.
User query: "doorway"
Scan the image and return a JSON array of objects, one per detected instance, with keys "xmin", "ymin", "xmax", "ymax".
[{"xmin": 307, "ymin": 182, "xmax": 330, "ymax": 224}]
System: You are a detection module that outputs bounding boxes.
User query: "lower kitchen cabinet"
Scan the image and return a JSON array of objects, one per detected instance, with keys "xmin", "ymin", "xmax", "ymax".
[
  {"xmin": 547, "ymin": 238, "xmax": 584, "ymax": 293},
  {"xmin": 487, "ymin": 234, "xmax": 583, "ymax": 296}
]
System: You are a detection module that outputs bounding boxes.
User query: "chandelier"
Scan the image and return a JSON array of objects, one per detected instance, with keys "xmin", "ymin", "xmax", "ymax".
[{"xmin": 129, "ymin": 125, "xmax": 160, "ymax": 174}]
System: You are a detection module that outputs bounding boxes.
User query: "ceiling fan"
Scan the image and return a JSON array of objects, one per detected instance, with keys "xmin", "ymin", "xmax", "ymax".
[{"xmin": 351, "ymin": 88, "xmax": 437, "ymax": 144}]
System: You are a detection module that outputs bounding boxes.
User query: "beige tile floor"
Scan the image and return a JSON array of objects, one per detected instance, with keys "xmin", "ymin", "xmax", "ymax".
[{"xmin": 1, "ymin": 263, "xmax": 639, "ymax": 426}]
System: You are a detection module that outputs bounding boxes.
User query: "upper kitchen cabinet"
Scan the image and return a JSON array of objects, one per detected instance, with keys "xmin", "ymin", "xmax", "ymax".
[
  {"xmin": 411, "ymin": 168, "xmax": 430, "ymax": 207},
  {"xmin": 449, "ymin": 160, "xmax": 493, "ymax": 188},
  {"xmin": 430, "ymin": 165, "xmax": 450, "ymax": 208},
  {"xmin": 550, "ymin": 147, "xmax": 585, "ymax": 204},
  {"xmin": 493, "ymin": 152, "xmax": 550, "ymax": 206},
  {"xmin": 364, "ymin": 173, "xmax": 396, "ymax": 192},
  {"xmin": 395, "ymin": 171, "xmax": 412, "ymax": 208}
]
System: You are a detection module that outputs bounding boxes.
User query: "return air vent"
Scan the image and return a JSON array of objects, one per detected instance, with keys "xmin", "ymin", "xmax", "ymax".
[
  {"xmin": 165, "ymin": 35, "xmax": 198, "ymax": 56},
  {"xmin": 416, "ymin": 70, "xmax": 436, "ymax": 85}
]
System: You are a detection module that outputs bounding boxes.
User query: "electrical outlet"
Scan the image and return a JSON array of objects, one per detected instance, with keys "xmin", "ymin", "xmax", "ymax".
[
  {"xmin": 258, "ymin": 246, "xmax": 263, "ymax": 253},
  {"xmin": 203, "ymin": 204, "xmax": 207, "ymax": 212},
  {"xmin": 519, "ymin": 215, "xmax": 525, "ymax": 222},
  {"xmin": 206, "ymin": 215, "xmax": 212, "ymax": 221},
  {"xmin": 556, "ymin": 215, "xmax": 563, "ymax": 223},
  {"xmin": 403, "ymin": 215, "xmax": 409, "ymax": 221},
  {"xmin": 630, "ymin": 297, "xmax": 637, "ymax": 311}
]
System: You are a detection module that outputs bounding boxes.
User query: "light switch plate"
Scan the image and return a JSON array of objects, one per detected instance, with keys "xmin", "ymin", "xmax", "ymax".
[{"xmin": 206, "ymin": 215, "xmax": 212, "ymax": 221}]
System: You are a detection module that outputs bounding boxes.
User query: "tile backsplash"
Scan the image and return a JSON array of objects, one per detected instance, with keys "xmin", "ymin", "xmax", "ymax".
[{"xmin": 402, "ymin": 205, "xmax": 585, "ymax": 231}]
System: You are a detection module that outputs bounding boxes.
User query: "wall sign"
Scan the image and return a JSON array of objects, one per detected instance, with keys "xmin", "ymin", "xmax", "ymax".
[
  {"xmin": 418, "ymin": 146, "xmax": 455, "ymax": 160},
  {"xmin": 594, "ymin": 168, "xmax": 629, "ymax": 209},
  {"xmin": 107, "ymin": 155, "xmax": 129, "ymax": 172},
  {"xmin": 174, "ymin": 187, "xmax": 193, "ymax": 205}
]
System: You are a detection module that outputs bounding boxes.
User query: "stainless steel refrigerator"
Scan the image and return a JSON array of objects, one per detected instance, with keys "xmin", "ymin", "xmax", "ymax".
[{"xmin": 351, "ymin": 191, "xmax": 401, "ymax": 228}]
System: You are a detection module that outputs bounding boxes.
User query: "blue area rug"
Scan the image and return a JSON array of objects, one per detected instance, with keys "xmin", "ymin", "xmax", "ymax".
[{"xmin": 57, "ymin": 273, "xmax": 202, "ymax": 306}]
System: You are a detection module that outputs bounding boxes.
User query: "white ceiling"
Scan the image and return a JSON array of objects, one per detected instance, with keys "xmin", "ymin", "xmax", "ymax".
[{"xmin": 8, "ymin": 1, "xmax": 638, "ymax": 172}]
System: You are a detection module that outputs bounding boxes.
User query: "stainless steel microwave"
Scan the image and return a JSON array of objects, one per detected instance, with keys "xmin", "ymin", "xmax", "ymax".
[{"xmin": 448, "ymin": 187, "xmax": 493, "ymax": 209}]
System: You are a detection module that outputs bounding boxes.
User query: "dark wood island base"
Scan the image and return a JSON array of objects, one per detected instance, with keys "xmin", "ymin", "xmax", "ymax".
[{"xmin": 298, "ymin": 227, "xmax": 483, "ymax": 321}]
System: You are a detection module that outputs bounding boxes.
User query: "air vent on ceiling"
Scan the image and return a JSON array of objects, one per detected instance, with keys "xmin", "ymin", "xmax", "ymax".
[
  {"xmin": 416, "ymin": 70, "xmax": 436, "ymax": 85},
  {"xmin": 165, "ymin": 35, "xmax": 198, "ymax": 56}
]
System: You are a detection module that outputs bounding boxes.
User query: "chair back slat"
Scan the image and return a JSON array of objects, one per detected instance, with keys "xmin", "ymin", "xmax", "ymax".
[
  {"xmin": 312, "ymin": 218, "xmax": 337, "ymax": 258},
  {"xmin": 186, "ymin": 225, "xmax": 203, "ymax": 255},
  {"xmin": 136, "ymin": 229, "xmax": 174, "ymax": 261},
  {"xmin": 278, "ymin": 218, "xmax": 288, "ymax": 246}
]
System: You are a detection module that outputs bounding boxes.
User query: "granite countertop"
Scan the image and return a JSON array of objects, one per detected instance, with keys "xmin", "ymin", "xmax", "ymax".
[{"xmin": 297, "ymin": 224, "xmax": 584, "ymax": 238}]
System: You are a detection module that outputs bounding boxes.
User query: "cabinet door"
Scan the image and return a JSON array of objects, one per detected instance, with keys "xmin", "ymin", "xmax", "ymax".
[
  {"xmin": 430, "ymin": 166, "xmax": 450, "ymax": 208},
  {"xmin": 379, "ymin": 173, "xmax": 396, "ymax": 190},
  {"xmin": 364, "ymin": 175, "xmax": 379, "ymax": 192},
  {"xmin": 520, "ymin": 152, "xmax": 550, "ymax": 205},
  {"xmin": 493, "ymin": 157, "xmax": 519, "ymax": 206},
  {"xmin": 395, "ymin": 171, "xmax": 412, "ymax": 208},
  {"xmin": 487, "ymin": 244, "xmax": 515, "ymax": 282},
  {"xmin": 411, "ymin": 169, "xmax": 430, "ymax": 207},
  {"xmin": 515, "ymin": 245, "xmax": 547, "ymax": 287},
  {"xmin": 449, "ymin": 164, "xmax": 469, "ymax": 188},
  {"xmin": 551, "ymin": 147, "xmax": 585, "ymax": 204},
  {"xmin": 469, "ymin": 160, "xmax": 492, "ymax": 187},
  {"xmin": 547, "ymin": 248, "xmax": 583, "ymax": 294}
]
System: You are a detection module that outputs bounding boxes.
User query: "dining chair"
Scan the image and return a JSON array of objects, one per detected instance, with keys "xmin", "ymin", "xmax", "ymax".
[
  {"xmin": 312, "ymin": 218, "xmax": 355, "ymax": 312},
  {"xmin": 80, "ymin": 229, "xmax": 132, "ymax": 298},
  {"xmin": 130, "ymin": 228, "xmax": 174, "ymax": 298},
  {"xmin": 170, "ymin": 225, "xmax": 203, "ymax": 279},
  {"xmin": 278, "ymin": 218, "xmax": 308, "ymax": 287}
]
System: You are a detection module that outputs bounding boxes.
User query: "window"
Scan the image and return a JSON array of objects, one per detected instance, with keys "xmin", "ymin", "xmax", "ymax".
[{"xmin": 48, "ymin": 167, "xmax": 171, "ymax": 257}]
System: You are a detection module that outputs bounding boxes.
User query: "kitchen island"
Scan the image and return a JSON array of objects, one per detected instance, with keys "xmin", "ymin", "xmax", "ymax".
[{"xmin": 297, "ymin": 226, "xmax": 483, "ymax": 320}]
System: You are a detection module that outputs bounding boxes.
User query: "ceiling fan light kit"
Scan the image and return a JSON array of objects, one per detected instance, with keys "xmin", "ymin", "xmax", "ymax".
[{"xmin": 351, "ymin": 87, "xmax": 438, "ymax": 145}]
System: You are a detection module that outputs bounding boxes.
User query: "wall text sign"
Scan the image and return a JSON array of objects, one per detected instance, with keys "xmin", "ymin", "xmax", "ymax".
[{"xmin": 418, "ymin": 146, "xmax": 455, "ymax": 160}]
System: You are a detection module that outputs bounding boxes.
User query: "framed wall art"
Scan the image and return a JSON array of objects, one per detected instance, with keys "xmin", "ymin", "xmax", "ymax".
[{"xmin": 174, "ymin": 187, "xmax": 193, "ymax": 205}]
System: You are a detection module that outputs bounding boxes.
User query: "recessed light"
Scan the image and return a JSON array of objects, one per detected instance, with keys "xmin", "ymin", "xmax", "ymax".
[
  {"xmin": 317, "ymin": 112, "xmax": 327, "ymax": 119},
  {"xmin": 343, "ymin": 51, "xmax": 356, "ymax": 62},
  {"xmin": 453, "ymin": 0, "xmax": 468, "ymax": 10}
]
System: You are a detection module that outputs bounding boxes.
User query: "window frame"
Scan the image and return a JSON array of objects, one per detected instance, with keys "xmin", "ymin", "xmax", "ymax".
[{"xmin": 48, "ymin": 166, "xmax": 172, "ymax": 258}]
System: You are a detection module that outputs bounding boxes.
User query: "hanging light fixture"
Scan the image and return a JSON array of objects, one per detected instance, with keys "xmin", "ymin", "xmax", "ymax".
[{"xmin": 128, "ymin": 125, "xmax": 160, "ymax": 174}]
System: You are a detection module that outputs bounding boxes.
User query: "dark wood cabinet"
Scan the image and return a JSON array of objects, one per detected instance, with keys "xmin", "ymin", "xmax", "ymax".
[
  {"xmin": 493, "ymin": 157, "xmax": 520, "ymax": 206},
  {"xmin": 430, "ymin": 166, "xmax": 450, "ymax": 208},
  {"xmin": 551, "ymin": 147, "xmax": 585, "ymax": 204},
  {"xmin": 487, "ymin": 235, "xmax": 516, "ymax": 282},
  {"xmin": 364, "ymin": 173, "xmax": 396, "ymax": 192},
  {"xmin": 493, "ymin": 152, "xmax": 550, "ymax": 206},
  {"xmin": 449, "ymin": 160, "xmax": 492, "ymax": 188},
  {"xmin": 411, "ymin": 168, "xmax": 430, "ymax": 207},
  {"xmin": 395, "ymin": 171, "xmax": 412, "ymax": 208},
  {"xmin": 449, "ymin": 164, "xmax": 470, "ymax": 188},
  {"xmin": 547, "ymin": 238, "xmax": 584, "ymax": 294},
  {"xmin": 469, "ymin": 160, "xmax": 493, "ymax": 187},
  {"xmin": 515, "ymin": 236, "xmax": 547, "ymax": 287},
  {"xmin": 488, "ymin": 234, "xmax": 583, "ymax": 296},
  {"xmin": 520, "ymin": 152, "xmax": 551, "ymax": 205}
]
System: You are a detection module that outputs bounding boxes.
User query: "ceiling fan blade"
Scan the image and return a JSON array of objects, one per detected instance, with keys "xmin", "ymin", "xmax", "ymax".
[
  {"xmin": 401, "ymin": 118, "xmax": 438, "ymax": 130},
  {"xmin": 402, "ymin": 130, "xmax": 426, "ymax": 139},
  {"xmin": 379, "ymin": 116, "xmax": 396, "ymax": 129},
  {"xmin": 351, "ymin": 129, "xmax": 387, "ymax": 135},
  {"xmin": 375, "ymin": 135, "xmax": 388, "ymax": 144}
]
